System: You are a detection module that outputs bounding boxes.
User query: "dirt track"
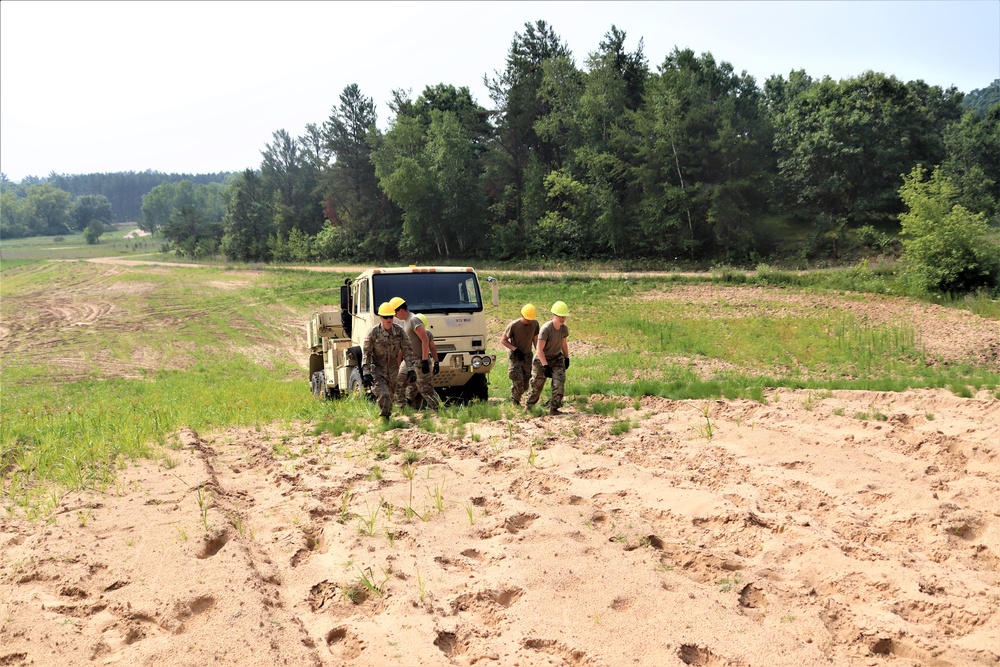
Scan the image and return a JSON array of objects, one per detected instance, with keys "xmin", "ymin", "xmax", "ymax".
[{"xmin": 81, "ymin": 255, "xmax": 707, "ymax": 278}]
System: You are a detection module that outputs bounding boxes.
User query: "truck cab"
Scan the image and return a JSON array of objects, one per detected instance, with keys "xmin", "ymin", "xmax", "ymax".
[{"xmin": 308, "ymin": 266, "xmax": 495, "ymax": 403}]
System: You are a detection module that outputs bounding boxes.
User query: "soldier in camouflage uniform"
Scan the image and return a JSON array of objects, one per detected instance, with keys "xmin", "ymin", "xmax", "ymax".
[
  {"xmin": 363, "ymin": 302, "xmax": 417, "ymax": 419},
  {"xmin": 390, "ymin": 297, "xmax": 440, "ymax": 410},
  {"xmin": 525, "ymin": 301, "xmax": 571, "ymax": 416},
  {"xmin": 500, "ymin": 303, "xmax": 540, "ymax": 405},
  {"xmin": 407, "ymin": 314, "xmax": 440, "ymax": 408}
]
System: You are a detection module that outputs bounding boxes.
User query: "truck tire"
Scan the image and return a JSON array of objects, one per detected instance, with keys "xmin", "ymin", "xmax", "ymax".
[
  {"xmin": 311, "ymin": 370, "xmax": 326, "ymax": 398},
  {"xmin": 311, "ymin": 370, "xmax": 342, "ymax": 400},
  {"xmin": 348, "ymin": 368, "xmax": 366, "ymax": 399},
  {"xmin": 461, "ymin": 374, "xmax": 489, "ymax": 404}
]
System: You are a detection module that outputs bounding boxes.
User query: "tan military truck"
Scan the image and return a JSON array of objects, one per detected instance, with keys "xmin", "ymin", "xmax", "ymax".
[{"xmin": 307, "ymin": 266, "xmax": 496, "ymax": 403}]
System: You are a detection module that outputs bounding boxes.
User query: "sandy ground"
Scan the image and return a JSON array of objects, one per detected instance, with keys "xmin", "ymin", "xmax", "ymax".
[{"xmin": 1, "ymin": 387, "xmax": 998, "ymax": 667}]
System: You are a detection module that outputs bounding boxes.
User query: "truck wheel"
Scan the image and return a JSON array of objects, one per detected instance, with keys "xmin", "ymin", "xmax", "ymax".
[
  {"xmin": 461, "ymin": 374, "xmax": 489, "ymax": 404},
  {"xmin": 348, "ymin": 368, "xmax": 365, "ymax": 399},
  {"xmin": 313, "ymin": 370, "xmax": 337, "ymax": 400},
  {"xmin": 311, "ymin": 370, "xmax": 325, "ymax": 398}
]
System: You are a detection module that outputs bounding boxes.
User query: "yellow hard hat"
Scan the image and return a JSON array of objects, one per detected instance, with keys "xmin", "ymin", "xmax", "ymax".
[
  {"xmin": 520, "ymin": 303, "xmax": 537, "ymax": 321},
  {"xmin": 551, "ymin": 301, "xmax": 569, "ymax": 317},
  {"xmin": 416, "ymin": 313, "xmax": 428, "ymax": 327},
  {"xmin": 389, "ymin": 296, "xmax": 406, "ymax": 311},
  {"xmin": 377, "ymin": 302, "xmax": 395, "ymax": 317}
]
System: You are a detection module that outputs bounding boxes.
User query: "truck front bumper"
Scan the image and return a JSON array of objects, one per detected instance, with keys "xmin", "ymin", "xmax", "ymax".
[{"xmin": 431, "ymin": 353, "xmax": 495, "ymax": 387}]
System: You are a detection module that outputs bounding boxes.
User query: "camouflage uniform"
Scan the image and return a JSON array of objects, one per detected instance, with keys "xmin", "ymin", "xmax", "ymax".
[
  {"xmin": 503, "ymin": 318, "xmax": 539, "ymax": 404},
  {"xmin": 525, "ymin": 320, "xmax": 569, "ymax": 414},
  {"xmin": 394, "ymin": 313, "xmax": 440, "ymax": 410},
  {"xmin": 406, "ymin": 329, "xmax": 438, "ymax": 408},
  {"xmin": 363, "ymin": 322, "xmax": 415, "ymax": 418}
]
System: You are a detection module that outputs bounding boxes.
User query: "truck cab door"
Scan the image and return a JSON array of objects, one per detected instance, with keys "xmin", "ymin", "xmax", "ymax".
[
  {"xmin": 351, "ymin": 278, "xmax": 371, "ymax": 342},
  {"xmin": 340, "ymin": 283, "xmax": 353, "ymax": 338}
]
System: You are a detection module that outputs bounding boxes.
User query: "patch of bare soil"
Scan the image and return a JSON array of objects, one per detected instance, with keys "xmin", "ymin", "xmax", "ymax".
[{"xmin": 2, "ymin": 388, "xmax": 998, "ymax": 666}]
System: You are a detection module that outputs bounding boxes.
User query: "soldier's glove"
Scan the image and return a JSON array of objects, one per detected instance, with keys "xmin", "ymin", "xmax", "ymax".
[
  {"xmin": 420, "ymin": 359, "xmax": 430, "ymax": 374},
  {"xmin": 433, "ymin": 361, "xmax": 440, "ymax": 375},
  {"xmin": 512, "ymin": 349, "xmax": 524, "ymax": 362},
  {"xmin": 543, "ymin": 364, "xmax": 553, "ymax": 378},
  {"xmin": 362, "ymin": 373, "xmax": 374, "ymax": 388},
  {"xmin": 407, "ymin": 370, "xmax": 417, "ymax": 383},
  {"xmin": 564, "ymin": 357, "xmax": 570, "ymax": 370}
]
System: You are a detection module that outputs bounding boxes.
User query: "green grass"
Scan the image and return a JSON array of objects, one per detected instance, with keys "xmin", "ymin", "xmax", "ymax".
[
  {"xmin": 2, "ymin": 255, "xmax": 996, "ymax": 510},
  {"xmin": 609, "ymin": 419, "xmax": 633, "ymax": 436},
  {"xmin": 313, "ymin": 417, "xmax": 368, "ymax": 437},
  {"xmin": 489, "ymin": 268, "xmax": 996, "ymax": 402},
  {"xmin": 486, "ymin": 260, "xmax": 997, "ymax": 320},
  {"xmin": 1, "ymin": 364, "xmax": 356, "ymax": 495},
  {"xmin": 0, "ymin": 227, "xmax": 163, "ymax": 260}
]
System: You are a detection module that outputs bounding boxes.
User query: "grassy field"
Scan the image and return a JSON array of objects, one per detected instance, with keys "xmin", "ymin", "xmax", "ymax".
[
  {"xmin": 0, "ymin": 226, "xmax": 163, "ymax": 261},
  {"xmin": 2, "ymin": 255, "xmax": 998, "ymax": 517}
]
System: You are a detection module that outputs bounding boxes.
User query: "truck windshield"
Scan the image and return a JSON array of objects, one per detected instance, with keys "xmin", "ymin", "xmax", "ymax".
[{"xmin": 373, "ymin": 272, "xmax": 483, "ymax": 313}]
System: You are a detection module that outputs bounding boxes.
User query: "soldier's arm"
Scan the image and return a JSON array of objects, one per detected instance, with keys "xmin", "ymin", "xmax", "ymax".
[
  {"xmin": 400, "ymin": 327, "xmax": 417, "ymax": 367},
  {"xmin": 415, "ymin": 324, "xmax": 431, "ymax": 362},
  {"xmin": 362, "ymin": 331, "xmax": 374, "ymax": 375},
  {"xmin": 500, "ymin": 328, "xmax": 515, "ymax": 352}
]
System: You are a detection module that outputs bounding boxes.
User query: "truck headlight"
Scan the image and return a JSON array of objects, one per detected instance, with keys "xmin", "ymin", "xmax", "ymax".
[
  {"xmin": 471, "ymin": 356, "xmax": 482, "ymax": 368},
  {"xmin": 481, "ymin": 356, "xmax": 492, "ymax": 367}
]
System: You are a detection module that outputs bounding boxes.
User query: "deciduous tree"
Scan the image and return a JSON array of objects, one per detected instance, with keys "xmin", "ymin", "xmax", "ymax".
[
  {"xmin": 371, "ymin": 109, "xmax": 485, "ymax": 258},
  {"xmin": 72, "ymin": 194, "xmax": 114, "ymax": 232},
  {"xmin": 899, "ymin": 166, "xmax": 1000, "ymax": 293},
  {"xmin": 25, "ymin": 184, "xmax": 74, "ymax": 235},
  {"xmin": 941, "ymin": 105, "xmax": 1000, "ymax": 222}
]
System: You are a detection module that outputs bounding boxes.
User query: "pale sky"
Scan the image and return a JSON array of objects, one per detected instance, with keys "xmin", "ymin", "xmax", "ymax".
[{"xmin": 2, "ymin": 1, "xmax": 998, "ymax": 182}]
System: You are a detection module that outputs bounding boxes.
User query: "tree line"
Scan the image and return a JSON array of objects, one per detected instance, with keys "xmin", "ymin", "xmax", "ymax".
[
  {"xmin": 176, "ymin": 23, "xmax": 1000, "ymax": 272},
  {"xmin": 49, "ymin": 170, "xmax": 233, "ymax": 222},
  {"xmin": 0, "ymin": 181, "xmax": 116, "ymax": 243},
  {"xmin": 2, "ymin": 21, "xmax": 998, "ymax": 290},
  {"xmin": 0, "ymin": 170, "xmax": 233, "ymax": 239}
]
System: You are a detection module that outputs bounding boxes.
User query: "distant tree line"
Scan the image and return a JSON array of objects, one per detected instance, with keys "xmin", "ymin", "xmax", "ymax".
[
  {"xmin": 0, "ymin": 179, "xmax": 116, "ymax": 243},
  {"xmin": 0, "ymin": 170, "xmax": 233, "ymax": 226},
  {"xmin": 1, "ymin": 170, "xmax": 233, "ymax": 244},
  {"xmin": 50, "ymin": 170, "xmax": 234, "ymax": 221},
  {"xmin": 3, "ymin": 22, "xmax": 998, "ymax": 291}
]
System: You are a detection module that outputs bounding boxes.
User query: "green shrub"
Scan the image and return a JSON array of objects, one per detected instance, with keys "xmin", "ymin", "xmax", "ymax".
[{"xmin": 899, "ymin": 166, "xmax": 1000, "ymax": 294}]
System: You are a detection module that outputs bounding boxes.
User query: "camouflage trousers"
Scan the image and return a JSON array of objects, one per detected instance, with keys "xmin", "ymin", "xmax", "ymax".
[
  {"xmin": 370, "ymin": 369, "xmax": 398, "ymax": 418},
  {"xmin": 507, "ymin": 351, "xmax": 533, "ymax": 404},
  {"xmin": 395, "ymin": 362, "xmax": 440, "ymax": 410},
  {"xmin": 524, "ymin": 355, "xmax": 566, "ymax": 412}
]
